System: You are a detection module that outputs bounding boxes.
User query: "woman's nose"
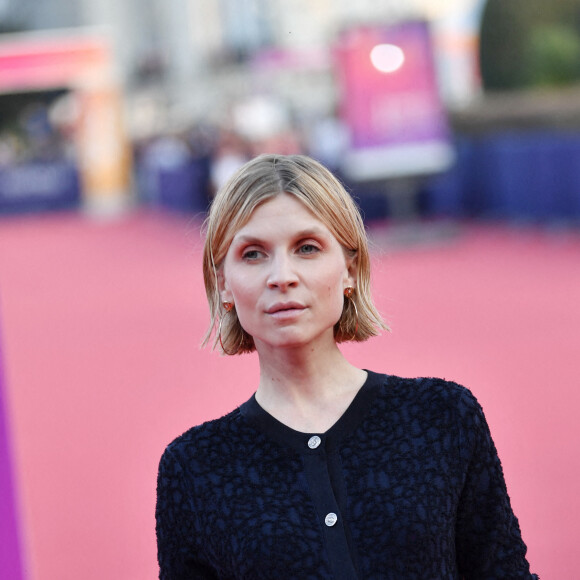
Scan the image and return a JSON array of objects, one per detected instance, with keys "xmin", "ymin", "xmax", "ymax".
[{"xmin": 267, "ymin": 253, "xmax": 299, "ymax": 290}]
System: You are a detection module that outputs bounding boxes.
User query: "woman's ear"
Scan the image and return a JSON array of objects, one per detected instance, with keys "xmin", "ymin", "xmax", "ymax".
[
  {"xmin": 345, "ymin": 251, "xmax": 358, "ymax": 288},
  {"xmin": 217, "ymin": 269, "xmax": 233, "ymax": 303}
]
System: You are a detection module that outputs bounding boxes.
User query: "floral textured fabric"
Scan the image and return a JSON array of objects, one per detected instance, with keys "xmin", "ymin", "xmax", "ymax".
[{"xmin": 156, "ymin": 371, "xmax": 538, "ymax": 579}]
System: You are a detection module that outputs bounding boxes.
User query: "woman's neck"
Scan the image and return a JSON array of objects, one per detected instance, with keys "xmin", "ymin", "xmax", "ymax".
[{"xmin": 254, "ymin": 342, "xmax": 367, "ymax": 433}]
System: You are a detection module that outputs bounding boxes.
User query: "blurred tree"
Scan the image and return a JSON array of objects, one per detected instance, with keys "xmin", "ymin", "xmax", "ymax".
[
  {"xmin": 526, "ymin": 24, "xmax": 580, "ymax": 86},
  {"xmin": 480, "ymin": 0, "xmax": 580, "ymax": 90},
  {"xmin": 479, "ymin": 1, "xmax": 530, "ymax": 90}
]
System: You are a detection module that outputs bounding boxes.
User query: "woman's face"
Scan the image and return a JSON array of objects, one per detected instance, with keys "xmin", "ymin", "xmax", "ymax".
[{"xmin": 221, "ymin": 193, "xmax": 355, "ymax": 354}]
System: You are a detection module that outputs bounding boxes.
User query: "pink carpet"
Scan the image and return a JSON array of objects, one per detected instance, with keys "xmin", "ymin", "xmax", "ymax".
[{"xmin": 0, "ymin": 210, "xmax": 578, "ymax": 579}]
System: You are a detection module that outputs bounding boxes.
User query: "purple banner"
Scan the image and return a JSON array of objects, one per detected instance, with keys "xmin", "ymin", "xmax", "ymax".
[
  {"xmin": 0, "ymin": 314, "xmax": 25, "ymax": 580},
  {"xmin": 335, "ymin": 21, "xmax": 454, "ymax": 180}
]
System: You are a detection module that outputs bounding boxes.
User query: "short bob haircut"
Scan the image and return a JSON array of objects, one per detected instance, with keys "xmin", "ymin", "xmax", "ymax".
[{"xmin": 202, "ymin": 153, "xmax": 388, "ymax": 355}]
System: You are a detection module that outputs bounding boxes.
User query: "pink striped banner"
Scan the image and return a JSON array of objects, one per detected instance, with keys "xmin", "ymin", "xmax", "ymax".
[{"xmin": 0, "ymin": 314, "xmax": 25, "ymax": 580}]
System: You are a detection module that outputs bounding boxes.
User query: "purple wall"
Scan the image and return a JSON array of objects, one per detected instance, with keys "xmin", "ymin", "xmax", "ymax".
[{"xmin": 0, "ymin": 316, "xmax": 25, "ymax": 580}]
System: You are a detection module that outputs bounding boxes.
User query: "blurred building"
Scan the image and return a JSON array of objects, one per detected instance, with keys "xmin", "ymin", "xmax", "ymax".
[
  {"xmin": 0, "ymin": 0, "xmax": 81, "ymax": 30},
  {"xmin": 1, "ymin": 0, "xmax": 484, "ymax": 137}
]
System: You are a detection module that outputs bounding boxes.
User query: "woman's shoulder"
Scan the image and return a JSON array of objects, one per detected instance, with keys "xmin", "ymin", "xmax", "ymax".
[
  {"xmin": 161, "ymin": 405, "xmax": 247, "ymax": 461},
  {"xmin": 365, "ymin": 372, "xmax": 487, "ymax": 454},
  {"xmin": 369, "ymin": 371, "xmax": 481, "ymax": 418}
]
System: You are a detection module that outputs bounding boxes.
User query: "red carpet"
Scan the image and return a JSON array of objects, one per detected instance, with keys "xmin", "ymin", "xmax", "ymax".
[{"xmin": 0, "ymin": 210, "xmax": 578, "ymax": 579}]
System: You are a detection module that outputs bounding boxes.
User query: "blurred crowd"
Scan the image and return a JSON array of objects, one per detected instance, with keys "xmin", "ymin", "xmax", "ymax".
[
  {"xmin": 0, "ymin": 91, "xmax": 353, "ymax": 213},
  {"xmin": 5, "ymin": 90, "xmax": 579, "ymax": 225},
  {"xmin": 0, "ymin": 99, "xmax": 76, "ymax": 168},
  {"xmin": 133, "ymin": 99, "xmax": 351, "ymax": 212}
]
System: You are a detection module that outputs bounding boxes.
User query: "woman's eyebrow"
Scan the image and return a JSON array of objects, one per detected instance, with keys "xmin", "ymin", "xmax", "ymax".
[
  {"xmin": 232, "ymin": 234, "xmax": 264, "ymax": 245},
  {"xmin": 233, "ymin": 227, "xmax": 328, "ymax": 245},
  {"xmin": 294, "ymin": 227, "xmax": 328, "ymax": 238}
]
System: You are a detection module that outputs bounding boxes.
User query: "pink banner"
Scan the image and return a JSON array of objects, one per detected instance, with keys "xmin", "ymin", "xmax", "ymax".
[
  {"xmin": 0, "ymin": 34, "xmax": 109, "ymax": 91},
  {"xmin": 335, "ymin": 21, "xmax": 454, "ymax": 180}
]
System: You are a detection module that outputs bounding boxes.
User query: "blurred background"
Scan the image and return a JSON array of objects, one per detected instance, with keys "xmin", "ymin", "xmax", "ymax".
[
  {"xmin": 0, "ymin": 0, "xmax": 580, "ymax": 221},
  {"xmin": 1, "ymin": 1, "xmax": 579, "ymax": 579}
]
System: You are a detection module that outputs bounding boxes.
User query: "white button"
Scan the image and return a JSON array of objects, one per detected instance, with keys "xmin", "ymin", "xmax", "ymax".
[
  {"xmin": 325, "ymin": 512, "xmax": 338, "ymax": 527},
  {"xmin": 308, "ymin": 435, "xmax": 321, "ymax": 449}
]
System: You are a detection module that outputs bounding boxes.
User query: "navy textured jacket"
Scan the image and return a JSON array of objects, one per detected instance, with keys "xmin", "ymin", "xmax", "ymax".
[{"xmin": 156, "ymin": 371, "xmax": 538, "ymax": 579}]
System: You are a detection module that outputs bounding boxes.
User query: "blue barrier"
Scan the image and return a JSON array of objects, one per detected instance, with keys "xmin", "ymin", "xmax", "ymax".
[
  {"xmin": 137, "ymin": 157, "xmax": 211, "ymax": 214},
  {"xmin": 137, "ymin": 135, "xmax": 580, "ymax": 222},
  {"xmin": 424, "ymin": 137, "xmax": 476, "ymax": 217},
  {"xmin": 425, "ymin": 132, "xmax": 580, "ymax": 222},
  {"xmin": 0, "ymin": 161, "xmax": 80, "ymax": 214}
]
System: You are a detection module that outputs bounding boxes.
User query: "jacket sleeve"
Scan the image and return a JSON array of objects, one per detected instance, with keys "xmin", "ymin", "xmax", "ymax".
[
  {"xmin": 155, "ymin": 446, "xmax": 217, "ymax": 580},
  {"xmin": 454, "ymin": 388, "xmax": 539, "ymax": 580}
]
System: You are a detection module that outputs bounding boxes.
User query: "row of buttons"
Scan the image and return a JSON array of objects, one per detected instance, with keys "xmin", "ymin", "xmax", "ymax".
[{"xmin": 306, "ymin": 436, "xmax": 337, "ymax": 527}]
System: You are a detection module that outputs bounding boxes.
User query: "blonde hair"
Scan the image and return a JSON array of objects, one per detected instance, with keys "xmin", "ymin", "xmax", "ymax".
[{"xmin": 202, "ymin": 153, "xmax": 388, "ymax": 354}]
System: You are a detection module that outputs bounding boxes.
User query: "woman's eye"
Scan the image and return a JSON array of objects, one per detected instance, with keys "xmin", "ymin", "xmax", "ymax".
[
  {"xmin": 242, "ymin": 249, "xmax": 262, "ymax": 260},
  {"xmin": 298, "ymin": 244, "xmax": 320, "ymax": 255}
]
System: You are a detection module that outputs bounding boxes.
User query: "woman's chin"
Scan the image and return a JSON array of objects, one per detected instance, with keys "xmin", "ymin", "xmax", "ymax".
[{"xmin": 254, "ymin": 329, "xmax": 335, "ymax": 353}]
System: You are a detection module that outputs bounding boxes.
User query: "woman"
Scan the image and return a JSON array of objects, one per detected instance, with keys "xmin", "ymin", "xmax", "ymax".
[{"xmin": 156, "ymin": 154, "xmax": 538, "ymax": 579}]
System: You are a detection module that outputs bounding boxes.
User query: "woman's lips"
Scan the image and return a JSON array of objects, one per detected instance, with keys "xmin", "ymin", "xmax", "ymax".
[{"xmin": 266, "ymin": 303, "xmax": 307, "ymax": 319}]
